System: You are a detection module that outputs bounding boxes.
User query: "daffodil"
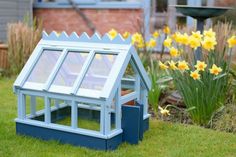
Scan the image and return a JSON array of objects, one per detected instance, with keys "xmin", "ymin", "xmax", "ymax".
[
  {"xmin": 146, "ymin": 38, "xmax": 157, "ymax": 48},
  {"xmin": 132, "ymin": 32, "xmax": 143, "ymax": 44},
  {"xmin": 201, "ymin": 37, "xmax": 217, "ymax": 51},
  {"xmin": 203, "ymin": 28, "xmax": 216, "ymax": 39},
  {"xmin": 122, "ymin": 31, "xmax": 130, "ymax": 39},
  {"xmin": 132, "ymin": 33, "xmax": 145, "ymax": 48},
  {"xmin": 158, "ymin": 106, "xmax": 170, "ymax": 116},
  {"xmin": 163, "ymin": 26, "xmax": 170, "ymax": 34},
  {"xmin": 163, "ymin": 37, "xmax": 172, "ymax": 48},
  {"xmin": 188, "ymin": 35, "xmax": 201, "ymax": 49},
  {"xmin": 190, "ymin": 70, "xmax": 201, "ymax": 80},
  {"xmin": 137, "ymin": 40, "xmax": 145, "ymax": 48},
  {"xmin": 174, "ymin": 33, "xmax": 189, "ymax": 45},
  {"xmin": 191, "ymin": 31, "xmax": 203, "ymax": 40},
  {"xmin": 181, "ymin": 33, "xmax": 189, "ymax": 45},
  {"xmin": 227, "ymin": 35, "xmax": 236, "ymax": 48},
  {"xmin": 159, "ymin": 61, "xmax": 168, "ymax": 70},
  {"xmin": 108, "ymin": 29, "xmax": 118, "ymax": 39},
  {"xmin": 152, "ymin": 31, "xmax": 159, "ymax": 38},
  {"xmin": 169, "ymin": 47, "xmax": 179, "ymax": 57},
  {"xmin": 178, "ymin": 60, "xmax": 189, "ymax": 71},
  {"xmin": 209, "ymin": 64, "xmax": 222, "ymax": 76},
  {"xmin": 168, "ymin": 60, "xmax": 177, "ymax": 70},
  {"xmin": 194, "ymin": 61, "xmax": 207, "ymax": 71}
]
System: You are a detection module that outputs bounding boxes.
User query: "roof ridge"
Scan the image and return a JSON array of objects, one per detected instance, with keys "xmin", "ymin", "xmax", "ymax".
[{"xmin": 42, "ymin": 31, "xmax": 131, "ymax": 45}]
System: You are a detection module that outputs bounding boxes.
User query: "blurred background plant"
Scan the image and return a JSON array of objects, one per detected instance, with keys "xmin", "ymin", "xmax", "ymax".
[{"xmin": 7, "ymin": 18, "xmax": 42, "ymax": 75}]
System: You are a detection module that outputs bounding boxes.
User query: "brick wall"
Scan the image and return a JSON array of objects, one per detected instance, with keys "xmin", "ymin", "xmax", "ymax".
[
  {"xmin": 215, "ymin": 0, "xmax": 236, "ymax": 6},
  {"xmin": 34, "ymin": 8, "xmax": 143, "ymax": 36}
]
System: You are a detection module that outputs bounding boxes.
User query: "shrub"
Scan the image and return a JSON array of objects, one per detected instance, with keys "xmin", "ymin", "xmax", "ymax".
[{"xmin": 7, "ymin": 19, "xmax": 42, "ymax": 75}]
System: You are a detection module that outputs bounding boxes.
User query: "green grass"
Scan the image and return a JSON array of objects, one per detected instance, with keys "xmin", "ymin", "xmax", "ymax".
[{"xmin": 1, "ymin": 77, "xmax": 236, "ymax": 157}]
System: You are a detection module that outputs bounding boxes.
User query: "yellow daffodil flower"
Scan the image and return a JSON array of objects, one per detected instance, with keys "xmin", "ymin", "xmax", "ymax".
[
  {"xmin": 181, "ymin": 33, "xmax": 189, "ymax": 45},
  {"xmin": 159, "ymin": 61, "xmax": 168, "ymax": 70},
  {"xmin": 132, "ymin": 32, "xmax": 143, "ymax": 44},
  {"xmin": 194, "ymin": 61, "xmax": 207, "ymax": 71},
  {"xmin": 209, "ymin": 64, "xmax": 222, "ymax": 76},
  {"xmin": 178, "ymin": 60, "xmax": 189, "ymax": 71},
  {"xmin": 203, "ymin": 28, "xmax": 216, "ymax": 39},
  {"xmin": 169, "ymin": 47, "xmax": 179, "ymax": 57},
  {"xmin": 122, "ymin": 31, "xmax": 130, "ymax": 39},
  {"xmin": 201, "ymin": 37, "xmax": 217, "ymax": 51},
  {"xmin": 163, "ymin": 26, "xmax": 170, "ymax": 34},
  {"xmin": 174, "ymin": 33, "xmax": 189, "ymax": 45},
  {"xmin": 191, "ymin": 31, "xmax": 203, "ymax": 40},
  {"xmin": 137, "ymin": 40, "xmax": 145, "ymax": 48},
  {"xmin": 159, "ymin": 106, "xmax": 170, "ymax": 116},
  {"xmin": 188, "ymin": 35, "xmax": 201, "ymax": 49},
  {"xmin": 163, "ymin": 37, "xmax": 172, "ymax": 48},
  {"xmin": 227, "ymin": 35, "xmax": 236, "ymax": 48},
  {"xmin": 146, "ymin": 38, "xmax": 157, "ymax": 48},
  {"xmin": 108, "ymin": 29, "xmax": 118, "ymax": 39},
  {"xmin": 168, "ymin": 60, "xmax": 177, "ymax": 70},
  {"xmin": 152, "ymin": 31, "xmax": 159, "ymax": 38},
  {"xmin": 190, "ymin": 70, "xmax": 201, "ymax": 80}
]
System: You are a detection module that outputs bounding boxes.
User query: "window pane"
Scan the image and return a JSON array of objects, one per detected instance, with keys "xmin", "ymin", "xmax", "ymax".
[
  {"xmin": 79, "ymin": 54, "xmax": 117, "ymax": 91},
  {"xmin": 26, "ymin": 50, "xmax": 62, "ymax": 84},
  {"xmin": 52, "ymin": 52, "xmax": 88, "ymax": 87}
]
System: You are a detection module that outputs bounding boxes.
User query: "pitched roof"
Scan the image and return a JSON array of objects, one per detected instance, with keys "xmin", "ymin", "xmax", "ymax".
[{"xmin": 14, "ymin": 32, "xmax": 151, "ymax": 99}]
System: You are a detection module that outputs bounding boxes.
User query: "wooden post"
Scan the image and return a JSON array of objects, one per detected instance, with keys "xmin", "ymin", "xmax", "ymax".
[
  {"xmin": 30, "ymin": 96, "xmax": 36, "ymax": 116},
  {"xmin": 44, "ymin": 97, "xmax": 51, "ymax": 124},
  {"xmin": 71, "ymin": 101, "xmax": 78, "ymax": 129},
  {"xmin": 115, "ymin": 86, "xmax": 121, "ymax": 129}
]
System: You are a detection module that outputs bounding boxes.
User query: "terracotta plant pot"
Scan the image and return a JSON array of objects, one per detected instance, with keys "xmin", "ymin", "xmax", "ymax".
[{"xmin": 121, "ymin": 90, "xmax": 135, "ymax": 106}]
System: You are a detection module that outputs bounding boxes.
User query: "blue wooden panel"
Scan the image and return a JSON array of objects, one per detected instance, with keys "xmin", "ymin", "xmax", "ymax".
[
  {"xmin": 16, "ymin": 122, "xmax": 122, "ymax": 150},
  {"xmin": 143, "ymin": 117, "xmax": 149, "ymax": 133},
  {"xmin": 136, "ymin": 103, "xmax": 144, "ymax": 140},
  {"xmin": 121, "ymin": 105, "xmax": 140, "ymax": 144}
]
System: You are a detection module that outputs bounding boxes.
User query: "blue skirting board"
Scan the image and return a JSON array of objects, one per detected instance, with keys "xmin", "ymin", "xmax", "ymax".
[{"xmin": 16, "ymin": 104, "xmax": 149, "ymax": 150}]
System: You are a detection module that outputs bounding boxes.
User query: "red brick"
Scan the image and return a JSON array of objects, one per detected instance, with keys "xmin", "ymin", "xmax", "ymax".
[{"xmin": 33, "ymin": 8, "xmax": 144, "ymax": 36}]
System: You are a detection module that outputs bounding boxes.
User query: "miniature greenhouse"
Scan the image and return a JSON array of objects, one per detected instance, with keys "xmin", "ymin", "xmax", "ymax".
[{"xmin": 13, "ymin": 31, "xmax": 151, "ymax": 150}]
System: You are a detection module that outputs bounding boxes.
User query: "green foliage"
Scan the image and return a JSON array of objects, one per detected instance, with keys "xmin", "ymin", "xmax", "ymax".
[
  {"xmin": 148, "ymin": 60, "xmax": 170, "ymax": 114},
  {"xmin": 169, "ymin": 53, "xmax": 229, "ymax": 126}
]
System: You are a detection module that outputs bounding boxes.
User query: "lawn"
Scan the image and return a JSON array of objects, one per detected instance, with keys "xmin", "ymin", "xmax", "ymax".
[{"xmin": 0, "ymin": 78, "xmax": 236, "ymax": 157}]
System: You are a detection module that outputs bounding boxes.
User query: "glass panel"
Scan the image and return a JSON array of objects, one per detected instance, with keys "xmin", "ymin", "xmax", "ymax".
[
  {"xmin": 79, "ymin": 54, "xmax": 117, "ymax": 91},
  {"xmin": 26, "ymin": 50, "xmax": 62, "ymax": 84},
  {"xmin": 52, "ymin": 51, "xmax": 88, "ymax": 87}
]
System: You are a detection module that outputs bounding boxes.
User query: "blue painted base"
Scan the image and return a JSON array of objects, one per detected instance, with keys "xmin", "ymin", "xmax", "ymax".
[
  {"xmin": 16, "ymin": 122, "xmax": 122, "ymax": 150},
  {"xmin": 16, "ymin": 103, "xmax": 149, "ymax": 150}
]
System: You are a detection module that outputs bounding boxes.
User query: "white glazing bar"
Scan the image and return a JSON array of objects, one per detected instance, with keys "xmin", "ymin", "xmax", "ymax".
[
  {"xmin": 30, "ymin": 96, "xmax": 36, "ymax": 116},
  {"xmin": 14, "ymin": 46, "xmax": 43, "ymax": 88},
  {"xmin": 44, "ymin": 97, "xmax": 51, "ymax": 124},
  {"xmin": 71, "ymin": 50, "xmax": 95, "ymax": 94},
  {"xmin": 43, "ymin": 49, "xmax": 68, "ymax": 91},
  {"xmin": 135, "ymin": 76, "xmax": 141, "ymax": 102},
  {"xmin": 71, "ymin": 101, "xmax": 78, "ymax": 129},
  {"xmin": 115, "ymin": 86, "xmax": 121, "ymax": 129}
]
